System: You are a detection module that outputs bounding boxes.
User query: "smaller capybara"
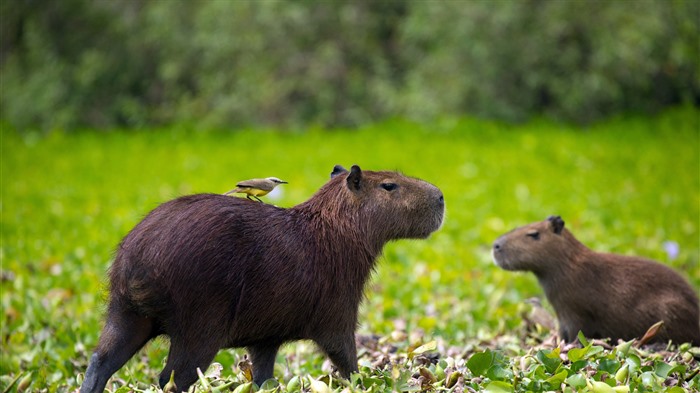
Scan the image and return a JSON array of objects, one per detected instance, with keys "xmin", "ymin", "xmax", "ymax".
[
  {"xmin": 492, "ymin": 215, "xmax": 700, "ymax": 345},
  {"xmin": 80, "ymin": 165, "xmax": 444, "ymax": 393}
]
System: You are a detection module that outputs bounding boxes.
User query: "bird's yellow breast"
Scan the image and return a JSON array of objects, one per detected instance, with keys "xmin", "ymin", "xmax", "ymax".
[{"xmin": 240, "ymin": 188, "xmax": 270, "ymax": 197}]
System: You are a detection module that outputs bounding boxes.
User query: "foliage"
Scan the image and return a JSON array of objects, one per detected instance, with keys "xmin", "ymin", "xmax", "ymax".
[
  {"xmin": 1, "ymin": 107, "xmax": 699, "ymax": 392},
  {"xmin": 1, "ymin": 0, "xmax": 698, "ymax": 130}
]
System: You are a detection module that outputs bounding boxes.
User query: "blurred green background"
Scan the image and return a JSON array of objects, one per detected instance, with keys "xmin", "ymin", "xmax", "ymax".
[
  {"xmin": 1, "ymin": 0, "xmax": 698, "ymax": 130},
  {"xmin": 1, "ymin": 0, "xmax": 699, "ymax": 391}
]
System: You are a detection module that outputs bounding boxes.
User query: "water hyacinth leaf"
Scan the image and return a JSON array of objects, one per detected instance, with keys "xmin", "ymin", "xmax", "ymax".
[
  {"xmin": 409, "ymin": 340, "xmax": 437, "ymax": 360},
  {"xmin": 615, "ymin": 340, "xmax": 634, "ymax": 357},
  {"xmin": 566, "ymin": 373, "xmax": 587, "ymax": 389},
  {"xmin": 286, "ymin": 376, "xmax": 302, "ymax": 391},
  {"xmin": 624, "ymin": 354, "xmax": 641, "ymax": 374},
  {"xmin": 419, "ymin": 367, "xmax": 436, "ymax": 384},
  {"xmin": 665, "ymin": 387, "xmax": 686, "ymax": 393},
  {"xmin": 16, "ymin": 372, "xmax": 32, "ymax": 393},
  {"xmin": 196, "ymin": 367, "xmax": 212, "ymax": 390},
  {"xmin": 639, "ymin": 371, "xmax": 662, "ymax": 389},
  {"xmin": 598, "ymin": 359, "xmax": 620, "ymax": 374},
  {"xmin": 536, "ymin": 349, "xmax": 562, "ymax": 374},
  {"xmin": 486, "ymin": 364, "xmax": 513, "ymax": 381},
  {"xmin": 259, "ymin": 379, "xmax": 279, "ymax": 390},
  {"xmin": 163, "ymin": 370, "xmax": 177, "ymax": 393},
  {"xmin": 445, "ymin": 371, "xmax": 462, "ymax": 388},
  {"xmin": 611, "ymin": 386, "xmax": 630, "ymax": 393},
  {"xmin": 653, "ymin": 361, "xmax": 684, "ymax": 378},
  {"xmin": 309, "ymin": 379, "xmax": 331, "ymax": 393},
  {"xmin": 434, "ymin": 363, "xmax": 445, "ymax": 381},
  {"xmin": 577, "ymin": 331, "xmax": 590, "ymax": 347},
  {"xmin": 232, "ymin": 381, "xmax": 253, "ymax": 393},
  {"xmin": 467, "ymin": 349, "xmax": 494, "ymax": 377},
  {"xmin": 567, "ymin": 345, "xmax": 590, "ymax": 362},
  {"xmin": 206, "ymin": 362, "xmax": 224, "ymax": 379},
  {"xmin": 482, "ymin": 380, "xmax": 514, "ymax": 393},
  {"xmin": 588, "ymin": 380, "xmax": 615, "ymax": 393},
  {"xmin": 614, "ymin": 364, "xmax": 629, "ymax": 383},
  {"xmin": 570, "ymin": 360, "xmax": 589, "ymax": 373},
  {"xmin": 587, "ymin": 345, "xmax": 605, "ymax": 358},
  {"xmin": 545, "ymin": 369, "xmax": 568, "ymax": 386}
]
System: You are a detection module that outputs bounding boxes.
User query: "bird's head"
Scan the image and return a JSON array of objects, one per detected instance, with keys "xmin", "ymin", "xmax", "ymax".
[{"xmin": 266, "ymin": 177, "xmax": 288, "ymax": 185}]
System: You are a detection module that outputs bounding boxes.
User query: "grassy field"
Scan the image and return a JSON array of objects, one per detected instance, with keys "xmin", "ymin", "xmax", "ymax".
[{"xmin": 2, "ymin": 107, "xmax": 699, "ymax": 392}]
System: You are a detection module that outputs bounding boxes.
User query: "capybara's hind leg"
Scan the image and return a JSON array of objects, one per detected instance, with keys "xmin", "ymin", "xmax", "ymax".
[
  {"xmin": 158, "ymin": 337, "xmax": 219, "ymax": 390},
  {"xmin": 316, "ymin": 333, "xmax": 358, "ymax": 379},
  {"xmin": 248, "ymin": 343, "xmax": 281, "ymax": 386},
  {"xmin": 80, "ymin": 306, "xmax": 155, "ymax": 393}
]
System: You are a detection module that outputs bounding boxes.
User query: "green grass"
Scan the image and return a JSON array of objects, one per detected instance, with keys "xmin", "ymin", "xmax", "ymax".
[{"xmin": 2, "ymin": 107, "xmax": 699, "ymax": 392}]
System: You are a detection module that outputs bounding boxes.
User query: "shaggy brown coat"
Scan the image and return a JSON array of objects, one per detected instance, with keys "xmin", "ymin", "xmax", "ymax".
[
  {"xmin": 80, "ymin": 165, "xmax": 444, "ymax": 392},
  {"xmin": 492, "ymin": 216, "xmax": 700, "ymax": 345}
]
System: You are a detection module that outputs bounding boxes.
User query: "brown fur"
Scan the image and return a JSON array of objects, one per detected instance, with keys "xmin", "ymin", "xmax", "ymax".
[
  {"xmin": 80, "ymin": 165, "xmax": 444, "ymax": 393},
  {"xmin": 492, "ymin": 216, "xmax": 700, "ymax": 345}
]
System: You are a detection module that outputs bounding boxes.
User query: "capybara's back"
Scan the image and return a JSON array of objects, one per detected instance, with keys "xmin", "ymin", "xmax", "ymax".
[{"xmin": 81, "ymin": 165, "xmax": 444, "ymax": 392}]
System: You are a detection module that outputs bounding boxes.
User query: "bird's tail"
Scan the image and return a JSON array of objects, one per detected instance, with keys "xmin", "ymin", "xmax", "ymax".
[{"xmin": 224, "ymin": 187, "xmax": 242, "ymax": 195}]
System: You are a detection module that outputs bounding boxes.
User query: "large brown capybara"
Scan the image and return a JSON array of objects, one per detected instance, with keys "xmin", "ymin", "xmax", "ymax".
[
  {"xmin": 80, "ymin": 165, "xmax": 444, "ymax": 392},
  {"xmin": 492, "ymin": 215, "xmax": 700, "ymax": 345}
]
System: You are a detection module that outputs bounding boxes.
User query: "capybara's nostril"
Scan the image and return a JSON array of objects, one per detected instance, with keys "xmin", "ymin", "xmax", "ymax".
[{"xmin": 493, "ymin": 242, "xmax": 501, "ymax": 250}]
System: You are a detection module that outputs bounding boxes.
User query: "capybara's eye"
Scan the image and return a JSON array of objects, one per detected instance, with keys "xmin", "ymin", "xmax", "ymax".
[
  {"xmin": 526, "ymin": 230, "xmax": 540, "ymax": 240},
  {"xmin": 380, "ymin": 183, "xmax": 398, "ymax": 191}
]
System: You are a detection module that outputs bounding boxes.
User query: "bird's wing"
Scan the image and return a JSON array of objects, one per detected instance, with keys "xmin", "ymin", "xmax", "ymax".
[{"xmin": 235, "ymin": 179, "xmax": 261, "ymax": 188}]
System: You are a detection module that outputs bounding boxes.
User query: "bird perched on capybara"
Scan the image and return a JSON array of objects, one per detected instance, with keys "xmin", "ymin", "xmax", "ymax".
[
  {"xmin": 224, "ymin": 176, "xmax": 288, "ymax": 202},
  {"xmin": 80, "ymin": 165, "xmax": 444, "ymax": 393},
  {"xmin": 492, "ymin": 215, "xmax": 700, "ymax": 345}
]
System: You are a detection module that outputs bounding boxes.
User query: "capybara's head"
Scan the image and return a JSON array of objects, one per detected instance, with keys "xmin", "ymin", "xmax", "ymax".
[
  {"xmin": 320, "ymin": 165, "xmax": 444, "ymax": 241},
  {"xmin": 492, "ymin": 215, "xmax": 569, "ymax": 272}
]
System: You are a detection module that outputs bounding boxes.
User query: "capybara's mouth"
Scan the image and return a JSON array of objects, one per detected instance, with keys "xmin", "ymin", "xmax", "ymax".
[{"xmin": 491, "ymin": 246, "xmax": 513, "ymax": 270}]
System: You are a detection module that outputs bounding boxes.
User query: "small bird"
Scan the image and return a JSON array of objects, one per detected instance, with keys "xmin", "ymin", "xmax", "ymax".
[{"xmin": 224, "ymin": 177, "xmax": 288, "ymax": 202}]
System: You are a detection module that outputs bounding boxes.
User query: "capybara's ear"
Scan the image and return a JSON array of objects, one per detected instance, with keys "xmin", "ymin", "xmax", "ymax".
[
  {"xmin": 331, "ymin": 165, "xmax": 348, "ymax": 178},
  {"xmin": 347, "ymin": 165, "xmax": 362, "ymax": 191},
  {"xmin": 548, "ymin": 215, "xmax": 565, "ymax": 234}
]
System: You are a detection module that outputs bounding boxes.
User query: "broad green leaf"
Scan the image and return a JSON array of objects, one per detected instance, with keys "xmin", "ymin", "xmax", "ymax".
[
  {"xmin": 639, "ymin": 371, "xmax": 661, "ymax": 388},
  {"xmin": 568, "ymin": 346, "xmax": 588, "ymax": 363},
  {"xmin": 665, "ymin": 387, "xmax": 686, "ymax": 393},
  {"xmin": 577, "ymin": 331, "xmax": 590, "ymax": 347},
  {"xmin": 467, "ymin": 350, "xmax": 494, "ymax": 377},
  {"xmin": 411, "ymin": 340, "xmax": 437, "ymax": 355},
  {"xmin": 654, "ymin": 361, "xmax": 673, "ymax": 378},
  {"xmin": 486, "ymin": 365, "xmax": 513, "ymax": 381},
  {"xmin": 546, "ymin": 369, "xmax": 568, "ymax": 386},
  {"xmin": 625, "ymin": 354, "xmax": 641, "ymax": 374},
  {"xmin": 483, "ymin": 380, "xmax": 514, "ymax": 393},
  {"xmin": 566, "ymin": 373, "xmax": 587, "ymax": 389},
  {"xmin": 589, "ymin": 380, "xmax": 615, "ymax": 393},
  {"xmin": 653, "ymin": 361, "xmax": 685, "ymax": 378},
  {"xmin": 598, "ymin": 359, "xmax": 621, "ymax": 374},
  {"xmin": 587, "ymin": 345, "xmax": 605, "ymax": 358},
  {"xmin": 536, "ymin": 349, "xmax": 562, "ymax": 374}
]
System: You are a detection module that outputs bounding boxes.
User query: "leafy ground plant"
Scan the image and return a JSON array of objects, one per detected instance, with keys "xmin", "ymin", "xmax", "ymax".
[
  {"xmin": 45, "ymin": 330, "xmax": 700, "ymax": 393},
  {"xmin": 1, "ymin": 107, "xmax": 698, "ymax": 391}
]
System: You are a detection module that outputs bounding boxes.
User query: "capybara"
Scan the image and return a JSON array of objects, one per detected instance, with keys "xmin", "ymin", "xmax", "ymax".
[
  {"xmin": 492, "ymin": 215, "xmax": 700, "ymax": 345},
  {"xmin": 81, "ymin": 165, "xmax": 444, "ymax": 392}
]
